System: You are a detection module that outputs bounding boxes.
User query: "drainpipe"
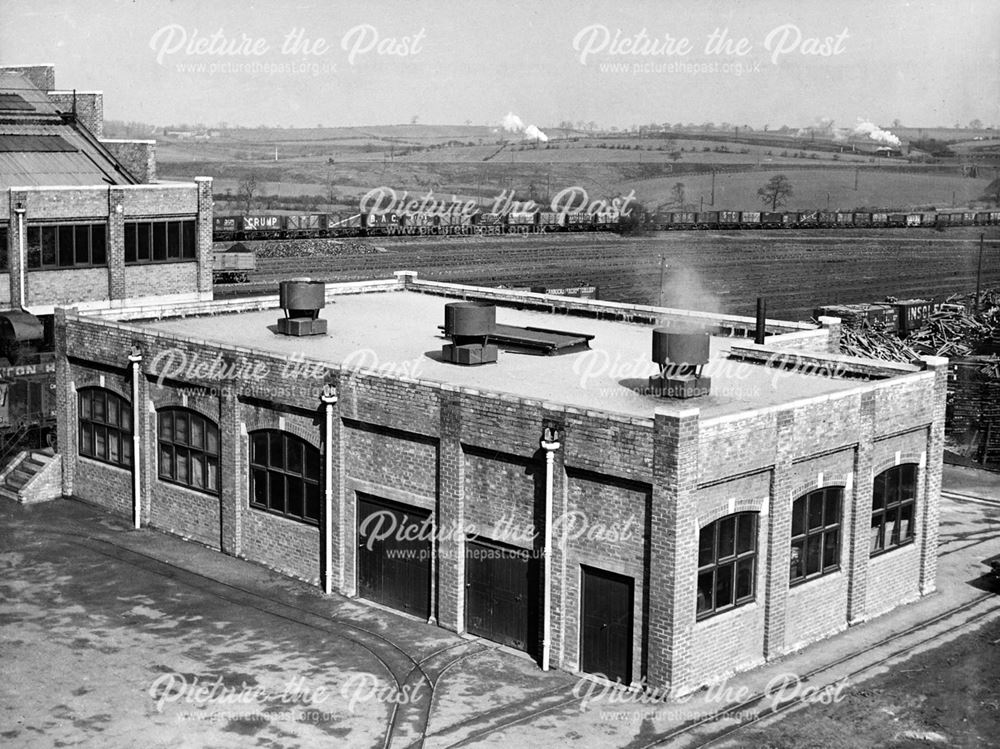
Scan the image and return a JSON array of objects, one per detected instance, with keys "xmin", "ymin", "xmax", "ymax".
[
  {"xmin": 14, "ymin": 206, "xmax": 26, "ymax": 307},
  {"xmin": 127, "ymin": 345, "xmax": 143, "ymax": 529},
  {"xmin": 540, "ymin": 426, "xmax": 562, "ymax": 672},
  {"xmin": 321, "ymin": 385, "xmax": 338, "ymax": 595}
]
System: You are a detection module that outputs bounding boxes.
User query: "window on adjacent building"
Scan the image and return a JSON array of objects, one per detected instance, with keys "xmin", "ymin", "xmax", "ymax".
[
  {"xmin": 124, "ymin": 219, "xmax": 197, "ymax": 263},
  {"xmin": 78, "ymin": 388, "xmax": 132, "ymax": 468},
  {"xmin": 697, "ymin": 512, "xmax": 757, "ymax": 619},
  {"xmin": 249, "ymin": 430, "xmax": 321, "ymax": 525},
  {"xmin": 26, "ymin": 223, "xmax": 107, "ymax": 269},
  {"xmin": 158, "ymin": 408, "xmax": 219, "ymax": 494},
  {"xmin": 790, "ymin": 487, "xmax": 842, "ymax": 584},
  {"xmin": 871, "ymin": 465, "xmax": 917, "ymax": 555},
  {"xmin": 0, "ymin": 225, "xmax": 7, "ymax": 269}
]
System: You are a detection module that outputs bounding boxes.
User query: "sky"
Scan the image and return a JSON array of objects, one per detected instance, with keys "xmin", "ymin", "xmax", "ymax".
[{"xmin": 1, "ymin": 0, "xmax": 998, "ymax": 130}]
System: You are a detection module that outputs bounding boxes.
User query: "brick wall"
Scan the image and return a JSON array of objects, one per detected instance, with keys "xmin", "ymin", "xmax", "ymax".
[
  {"xmin": 101, "ymin": 140, "xmax": 155, "ymax": 183},
  {"xmin": 47, "ymin": 92, "xmax": 104, "ymax": 137},
  {"xmin": 124, "ymin": 264, "xmax": 198, "ymax": 300},
  {"xmin": 28, "ymin": 268, "xmax": 109, "ymax": 307}
]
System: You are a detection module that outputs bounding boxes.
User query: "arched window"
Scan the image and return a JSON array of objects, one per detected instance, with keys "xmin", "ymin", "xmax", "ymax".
[
  {"xmin": 871, "ymin": 465, "xmax": 917, "ymax": 555},
  {"xmin": 790, "ymin": 487, "xmax": 842, "ymax": 584},
  {"xmin": 78, "ymin": 388, "xmax": 132, "ymax": 468},
  {"xmin": 158, "ymin": 408, "xmax": 219, "ymax": 494},
  {"xmin": 697, "ymin": 512, "xmax": 757, "ymax": 619},
  {"xmin": 249, "ymin": 430, "xmax": 321, "ymax": 525}
]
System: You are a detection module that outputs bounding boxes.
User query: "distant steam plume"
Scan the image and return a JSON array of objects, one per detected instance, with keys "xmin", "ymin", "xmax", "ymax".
[
  {"xmin": 501, "ymin": 111, "xmax": 549, "ymax": 142},
  {"xmin": 852, "ymin": 120, "xmax": 901, "ymax": 147}
]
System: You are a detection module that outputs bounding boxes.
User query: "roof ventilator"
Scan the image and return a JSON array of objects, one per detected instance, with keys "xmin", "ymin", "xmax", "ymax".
[
  {"xmin": 276, "ymin": 279, "xmax": 327, "ymax": 336},
  {"xmin": 442, "ymin": 302, "xmax": 498, "ymax": 365},
  {"xmin": 649, "ymin": 328, "xmax": 711, "ymax": 398}
]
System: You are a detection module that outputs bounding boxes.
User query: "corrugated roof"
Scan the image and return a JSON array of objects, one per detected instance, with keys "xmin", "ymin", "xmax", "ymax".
[
  {"xmin": 0, "ymin": 72, "xmax": 59, "ymax": 114},
  {"xmin": 0, "ymin": 151, "xmax": 119, "ymax": 188},
  {"xmin": 0, "ymin": 70, "xmax": 136, "ymax": 189},
  {"xmin": 0, "ymin": 134, "xmax": 74, "ymax": 152},
  {"xmin": 0, "ymin": 93, "xmax": 34, "ymax": 112}
]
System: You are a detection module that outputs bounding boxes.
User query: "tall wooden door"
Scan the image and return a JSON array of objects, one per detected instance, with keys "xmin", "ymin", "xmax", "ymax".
[
  {"xmin": 580, "ymin": 566, "xmax": 633, "ymax": 683},
  {"xmin": 357, "ymin": 495, "xmax": 431, "ymax": 619}
]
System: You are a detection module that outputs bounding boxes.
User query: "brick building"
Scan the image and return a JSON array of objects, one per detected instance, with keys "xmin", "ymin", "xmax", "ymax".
[
  {"xmin": 0, "ymin": 63, "xmax": 212, "ymax": 460},
  {"xmin": 0, "ymin": 64, "xmax": 213, "ymax": 320},
  {"xmin": 54, "ymin": 274, "xmax": 945, "ymax": 693}
]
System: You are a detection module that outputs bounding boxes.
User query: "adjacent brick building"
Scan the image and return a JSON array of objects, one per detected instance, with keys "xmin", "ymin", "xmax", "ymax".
[
  {"xmin": 0, "ymin": 64, "xmax": 213, "ymax": 319},
  {"xmin": 54, "ymin": 274, "xmax": 945, "ymax": 693}
]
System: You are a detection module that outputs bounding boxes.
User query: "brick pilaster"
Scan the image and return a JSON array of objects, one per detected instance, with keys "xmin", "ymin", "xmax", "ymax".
[
  {"xmin": 437, "ymin": 389, "xmax": 464, "ymax": 631},
  {"xmin": 763, "ymin": 409, "xmax": 794, "ymax": 658},
  {"xmin": 107, "ymin": 187, "xmax": 126, "ymax": 300},
  {"xmin": 847, "ymin": 390, "xmax": 876, "ymax": 623},
  {"xmin": 9, "ymin": 190, "xmax": 27, "ymax": 308},
  {"xmin": 219, "ymin": 380, "xmax": 242, "ymax": 555},
  {"xmin": 648, "ymin": 407, "xmax": 700, "ymax": 692},
  {"xmin": 54, "ymin": 308, "xmax": 75, "ymax": 496},
  {"xmin": 133, "ymin": 347, "xmax": 153, "ymax": 525},
  {"xmin": 542, "ymin": 411, "xmax": 567, "ymax": 670},
  {"xmin": 195, "ymin": 177, "xmax": 214, "ymax": 294},
  {"xmin": 920, "ymin": 357, "xmax": 948, "ymax": 595}
]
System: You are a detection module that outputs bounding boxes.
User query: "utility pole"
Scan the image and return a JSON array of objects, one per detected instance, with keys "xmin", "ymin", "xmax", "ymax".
[
  {"xmin": 975, "ymin": 233, "xmax": 985, "ymax": 314},
  {"xmin": 711, "ymin": 170, "xmax": 716, "ymax": 206},
  {"xmin": 854, "ymin": 168, "xmax": 858, "ymax": 191},
  {"xmin": 658, "ymin": 255, "xmax": 667, "ymax": 307}
]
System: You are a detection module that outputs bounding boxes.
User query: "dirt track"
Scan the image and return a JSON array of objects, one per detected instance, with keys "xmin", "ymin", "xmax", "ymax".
[{"xmin": 216, "ymin": 227, "xmax": 1000, "ymax": 320}]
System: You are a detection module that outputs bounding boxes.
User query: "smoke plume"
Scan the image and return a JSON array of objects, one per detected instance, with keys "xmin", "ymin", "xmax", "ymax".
[
  {"xmin": 852, "ymin": 120, "xmax": 901, "ymax": 147},
  {"xmin": 501, "ymin": 112, "xmax": 549, "ymax": 142}
]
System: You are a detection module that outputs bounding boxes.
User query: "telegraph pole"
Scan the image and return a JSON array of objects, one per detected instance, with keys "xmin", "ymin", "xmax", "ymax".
[
  {"xmin": 711, "ymin": 170, "xmax": 716, "ymax": 206},
  {"xmin": 975, "ymin": 233, "xmax": 985, "ymax": 314},
  {"xmin": 658, "ymin": 255, "xmax": 667, "ymax": 307}
]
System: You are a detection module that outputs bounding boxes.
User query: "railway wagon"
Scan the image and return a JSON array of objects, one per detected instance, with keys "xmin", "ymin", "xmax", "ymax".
[
  {"xmin": 891, "ymin": 299, "xmax": 935, "ymax": 337},
  {"xmin": 853, "ymin": 212, "xmax": 872, "ymax": 227},
  {"xmin": 887, "ymin": 213, "xmax": 908, "ymax": 228},
  {"xmin": 243, "ymin": 214, "xmax": 283, "ymax": 237},
  {"xmin": 670, "ymin": 212, "xmax": 696, "ymax": 229},
  {"xmin": 593, "ymin": 209, "xmax": 622, "ymax": 230},
  {"xmin": 719, "ymin": 210, "xmax": 741, "ymax": 228},
  {"xmin": 818, "ymin": 211, "xmax": 836, "ymax": 227},
  {"xmin": 835, "ymin": 212, "xmax": 854, "ymax": 227},
  {"xmin": 798, "ymin": 211, "xmax": 819, "ymax": 228},
  {"xmin": 212, "ymin": 215, "xmax": 239, "ymax": 241},
  {"xmin": 537, "ymin": 211, "xmax": 564, "ymax": 232},
  {"xmin": 697, "ymin": 211, "xmax": 720, "ymax": 229},
  {"xmin": 906, "ymin": 214, "xmax": 922, "ymax": 227},
  {"xmin": 212, "ymin": 243, "xmax": 256, "ymax": 283},
  {"xmin": 761, "ymin": 212, "xmax": 784, "ymax": 228},
  {"xmin": 781, "ymin": 212, "xmax": 799, "ymax": 228},
  {"xmin": 285, "ymin": 214, "xmax": 325, "ymax": 237},
  {"xmin": 740, "ymin": 211, "xmax": 761, "ymax": 228},
  {"xmin": 871, "ymin": 212, "xmax": 889, "ymax": 227}
]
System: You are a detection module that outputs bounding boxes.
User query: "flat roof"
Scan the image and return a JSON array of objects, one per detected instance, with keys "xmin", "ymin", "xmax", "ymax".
[{"xmin": 140, "ymin": 290, "xmax": 863, "ymax": 420}]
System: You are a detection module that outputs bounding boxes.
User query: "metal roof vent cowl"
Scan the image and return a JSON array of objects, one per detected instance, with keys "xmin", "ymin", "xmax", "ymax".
[
  {"xmin": 276, "ymin": 279, "xmax": 327, "ymax": 336},
  {"xmin": 649, "ymin": 328, "xmax": 711, "ymax": 398},
  {"xmin": 442, "ymin": 302, "xmax": 498, "ymax": 365}
]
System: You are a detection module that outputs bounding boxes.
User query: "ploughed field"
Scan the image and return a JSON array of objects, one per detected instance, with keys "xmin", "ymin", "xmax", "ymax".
[{"xmin": 215, "ymin": 227, "xmax": 1000, "ymax": 321}]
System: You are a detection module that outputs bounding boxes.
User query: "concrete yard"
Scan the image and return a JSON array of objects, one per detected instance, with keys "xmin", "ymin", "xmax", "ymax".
[{"xmin": 2, "ymin": 480, "xmax": 998, "ymax": 748}]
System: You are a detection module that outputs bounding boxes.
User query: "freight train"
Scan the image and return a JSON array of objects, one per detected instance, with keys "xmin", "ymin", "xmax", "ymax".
[
  {"xmin": 212, "ymin": 208, "xmax": 622, "ymax": 241},
  {"xmin": 213, "ymin": 207, "xmax": 1000, "ymax": 241},
  {"xmin": 643, "ymin": 209, "xmax": 1000, "ymax": 231}
]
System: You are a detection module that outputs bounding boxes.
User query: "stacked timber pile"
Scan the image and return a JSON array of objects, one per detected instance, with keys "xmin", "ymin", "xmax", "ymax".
[
  {"xmin": 906, "ymin": 308, "xmax": 991, "ymax": 358},
  {"xmin": 839, "ymin": 322, "xmax": 919, "ymax": 364},
  {"xmin": 836, "ymin": 288, "xmax": 1000, "ymax": 365}
]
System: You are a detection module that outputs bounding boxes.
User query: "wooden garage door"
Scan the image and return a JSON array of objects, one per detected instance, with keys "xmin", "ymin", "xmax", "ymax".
[
  {"xmin": 465, "ymin": 538, "xmax": 537, "ymax": 654},
  {"xmin": 357, "ymin": 495, "xmax": 431, "ymax": 619},
  {"xmin": 581, "ymin": 566, "xmax": 633, "ymax": 684}
]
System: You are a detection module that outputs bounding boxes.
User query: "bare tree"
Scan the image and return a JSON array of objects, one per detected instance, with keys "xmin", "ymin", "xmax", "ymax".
[
  {"xmin": 757, "ymin": 174, "xmax": 793, "ymax": 211},
  {"xmin": 238, "ymin": 173, "xmax": 258, "ymax": 214},
  {"xmin": 671, "ymin": 182, "xmax": 686, "ymax": 207}
]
